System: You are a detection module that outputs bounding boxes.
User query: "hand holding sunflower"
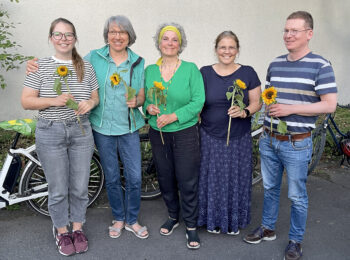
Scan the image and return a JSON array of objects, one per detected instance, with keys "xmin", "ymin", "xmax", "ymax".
[
  {"xmin": 261, "ymin": 86, "xmax": 287, "ymax": 134},
  {"xmin": 146, "ymin": 81, "xmax": 167, "ymax": 144},
  {"xmin": 53, "ymin": 65, "xmax": 84, "ymax": 135},
  {"xmin": 226, "ymin": 79, "xmax": 247, "ymax": 146},
  {"xmin": 110, "ymin": 71, "xmax": 137, "ymax": 129}
]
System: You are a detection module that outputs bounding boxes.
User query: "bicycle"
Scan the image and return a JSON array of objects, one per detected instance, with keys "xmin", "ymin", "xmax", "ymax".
[
  {"xmin": 308, "ymin": 104, "xmax": 350, "ymax": 174},
  {"xmin": 0, "ymin": 119, "xmax": 160, "ymax": 217},
  {"xmin": 0, "ymin": 118, "xmax": 264, "ymax": 216}
]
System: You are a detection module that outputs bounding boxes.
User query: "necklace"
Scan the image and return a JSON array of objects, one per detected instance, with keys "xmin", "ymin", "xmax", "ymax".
[{"xmin": 159, "ymin": 58, "xmax": 180, "ymax": 110}]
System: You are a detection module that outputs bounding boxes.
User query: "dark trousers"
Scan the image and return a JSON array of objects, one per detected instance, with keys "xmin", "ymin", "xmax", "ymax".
[{"xmin": 149, "ymin": 124, "xmax": 200, "ymax": 228}]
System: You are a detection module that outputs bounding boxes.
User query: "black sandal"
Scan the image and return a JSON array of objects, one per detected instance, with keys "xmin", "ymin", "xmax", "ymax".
[
  {"xmin": 186, "ymin": 229, "xmax": 201, "ymax": 249},
  {"xmin": 160, "ymin": 218, "xmax": 179, "ymax": 236}
]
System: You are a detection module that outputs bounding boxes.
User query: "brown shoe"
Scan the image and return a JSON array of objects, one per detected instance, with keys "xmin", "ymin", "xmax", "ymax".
[{"xmin": 243, "ymin": 226, "xmax": 276, "ymax": 244}]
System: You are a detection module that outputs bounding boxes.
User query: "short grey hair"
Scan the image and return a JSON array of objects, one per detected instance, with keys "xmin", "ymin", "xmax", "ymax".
[
  {"xmin": 153, "ymin": 22, "xmax": 187, "ymax": 54},
  {"xmin": 103, "ymin": 15, "xmax": 136, "ymax": 46}
]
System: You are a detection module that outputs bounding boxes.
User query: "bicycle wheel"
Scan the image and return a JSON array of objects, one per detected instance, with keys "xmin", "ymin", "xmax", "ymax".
[
  {"xmin": 120, "ymin": 133, "xmax": 161, "ymax": 200},
  {"xmin": 19, "ymin": 152, "xmax": 104, "ymax": 217},
  {"xmin": 308, "ymin": 125, "xmax": 326, "ymax": 175},
  {"xmin": 139, "ymin": 134, "xmax": 161, "ymax": 199},
  {"xmin": 251, "ymin": 126, "xmax": 263, "ymax": 185}
]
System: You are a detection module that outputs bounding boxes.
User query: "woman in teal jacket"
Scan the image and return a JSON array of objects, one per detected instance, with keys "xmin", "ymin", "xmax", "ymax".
[{"xmin": 85, "ymin": 15, "xmax": 148, "ymax": 239}]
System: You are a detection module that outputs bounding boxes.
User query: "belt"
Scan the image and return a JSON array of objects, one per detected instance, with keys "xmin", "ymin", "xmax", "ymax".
[{"xmin": 264, "ymin": 128, "xmax": 311, "ymax": 141}]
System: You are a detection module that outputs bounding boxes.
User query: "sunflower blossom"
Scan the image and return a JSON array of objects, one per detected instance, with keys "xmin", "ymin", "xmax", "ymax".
[
  {"xmin": 57, "ymin": 65, "xmax": 68, "ymax": 77},
  {"xmin": 262, "ymin": 87, "xmax": 277, "ymax": 105},
  {"xmin": 236, "ymin": 79, "xmax": 247, "ymax": 89},
  {"xmin": 153, "ymin": 81, "xmax": 165, "ymax": 90},
  {"xmin": 110, "ymin": 73, "xmax": 120, "ymax": 86}
]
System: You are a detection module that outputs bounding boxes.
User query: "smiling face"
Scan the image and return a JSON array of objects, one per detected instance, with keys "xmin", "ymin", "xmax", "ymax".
[
  {"xmin": 159, "ymin": 30, "xmax": 180, "ymax": 58},
  {"xmin": 50, "ymin": 22, "xmax": 76, "ymax": 57},
  {"xmin": 215, "ymin": 36, "xmax": 239, "ymax": 66},
  {"xmin": 284, "ymin": 18, "xmax": 313, "ymax": 53},
  {"xmin": 107, "ymin": 23, "xmax": 129, "ymax": 54}
]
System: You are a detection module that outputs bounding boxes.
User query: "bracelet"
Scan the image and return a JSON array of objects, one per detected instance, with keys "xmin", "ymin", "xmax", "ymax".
[{"xmin": 244, "ymin": 108, "xmax": 251, "ymax": 117}]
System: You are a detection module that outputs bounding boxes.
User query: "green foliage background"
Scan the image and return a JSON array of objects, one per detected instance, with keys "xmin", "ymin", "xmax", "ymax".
[{"xmin": 0, "ymin": 0, "xmax": 32, "ymax": 89}]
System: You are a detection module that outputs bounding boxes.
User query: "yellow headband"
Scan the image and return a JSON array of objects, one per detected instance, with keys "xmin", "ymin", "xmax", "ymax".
[{"xmin": 158, "ymin": 26, "xmax": 182, "ymax": 46}]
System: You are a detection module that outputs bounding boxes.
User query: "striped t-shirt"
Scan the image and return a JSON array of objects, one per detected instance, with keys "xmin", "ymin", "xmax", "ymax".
[
  {"xmin": 264, "ymin": 52, "xmax": 337, "ymax": 133},
  {"xmin": 23, "ymin": 56, "xmax": 99, "ymax": 121}
]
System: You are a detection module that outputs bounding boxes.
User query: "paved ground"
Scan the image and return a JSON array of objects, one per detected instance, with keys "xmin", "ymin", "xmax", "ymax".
[{"xmin": 1, "ymin": 159, "xmax": 349, "ymax": 260}]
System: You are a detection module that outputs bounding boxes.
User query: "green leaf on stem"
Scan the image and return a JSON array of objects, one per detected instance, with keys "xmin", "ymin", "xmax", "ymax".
[
  {"xmin": 147, "ymin": 88, "xmax": 154, "ymax": 100},
  {"xmin": 159, "ymin": 95, "xmax": 166, "ymax": 105},
  {"xmin": 252, "ymin": 111, "xmax": 261, "ymax": 129},
  {"xmin": 277, "ymin": 120, "xmax": 288, "ymax": 134},
  {"xmin": 66, "ymin": 99, "xmax": 78, "ymax": 110},
  {"xmin": 236, "ymin": 99, "xmax": 246, "ymax": 110},
  {"xmin": 226, "ymin": 92, "xmax": 233, "ymax": 100},
  {"xmin": 127, "ymin": 86, "xmax": 136, "ymax": 101},
  {"xmin": 53, "ymin": 78, "xmax": 62, "ymax": 95}
]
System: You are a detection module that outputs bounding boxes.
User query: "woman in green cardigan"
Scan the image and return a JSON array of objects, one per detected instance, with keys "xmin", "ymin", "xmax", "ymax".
[{"xmin": 143, "ymin": 22, "xmax": 205, "ymax": 249}]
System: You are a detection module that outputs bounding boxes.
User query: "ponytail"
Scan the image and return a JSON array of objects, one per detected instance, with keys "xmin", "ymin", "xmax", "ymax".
[{"xmin": 72, "ymin": 47, "xmax": 84, "ymax": 82}]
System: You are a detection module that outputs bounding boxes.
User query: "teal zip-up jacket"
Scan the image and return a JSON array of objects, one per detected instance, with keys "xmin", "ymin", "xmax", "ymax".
[{"xmin": 85, "ymin": 45, "xmax": 145, "ymax": 133}]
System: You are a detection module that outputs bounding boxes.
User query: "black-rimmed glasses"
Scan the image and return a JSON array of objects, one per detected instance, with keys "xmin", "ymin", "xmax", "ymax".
[{"xmin": 51, "ymin": 32, "xmax": 75, "ymax": 41}]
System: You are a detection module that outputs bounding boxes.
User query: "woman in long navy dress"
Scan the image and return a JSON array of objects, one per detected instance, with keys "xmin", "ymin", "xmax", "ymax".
[{"xmin": 198, "ymin": 31, "xmax": 262, "ymax": 234}]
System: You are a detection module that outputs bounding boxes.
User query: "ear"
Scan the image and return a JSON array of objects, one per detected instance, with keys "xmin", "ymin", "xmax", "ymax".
[{"xmin": 307, "ymin": 29, "xmax": 313, "ymax": 40}]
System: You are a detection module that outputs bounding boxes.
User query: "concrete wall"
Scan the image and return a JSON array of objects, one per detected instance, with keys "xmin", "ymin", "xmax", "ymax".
[{"xmin": 1, "ymin": 0, "xmax": 349, "ymax": 120}]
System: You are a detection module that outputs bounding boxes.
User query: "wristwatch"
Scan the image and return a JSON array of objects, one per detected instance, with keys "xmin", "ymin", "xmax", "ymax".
[{"xmin": 244, "ymin": 108, "xmax": 251, "ymax": 117}]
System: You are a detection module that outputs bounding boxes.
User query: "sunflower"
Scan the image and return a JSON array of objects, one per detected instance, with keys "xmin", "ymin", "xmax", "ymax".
[
  {"xmin": 57, "ymin": 65, "xmax": 68, "ymax": 77},
  {"xmin": 235, "ymin": 79, "xmax": 247, "ymax": 89},
  {"xmin": 262, "ymin": 86, "xmax": 277, "ymax": 105},
  {"xmin": 153, "ymin": 81, "xmax": 165, "ymax": 90},
  {"xmin": 110, "ymin": 73, "xmax": 120, "ymax": 86}
]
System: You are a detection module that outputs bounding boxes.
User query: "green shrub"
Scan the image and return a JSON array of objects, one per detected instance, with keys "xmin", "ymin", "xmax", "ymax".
[{"xmin": 0, "ymin": 0, "xmax": 33, "ymax": 89}]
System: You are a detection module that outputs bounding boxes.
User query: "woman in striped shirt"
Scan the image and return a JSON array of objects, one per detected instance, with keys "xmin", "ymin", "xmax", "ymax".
[{"xmin": 21, "ymin": 18, "xmax": 99, "ymax": 256}]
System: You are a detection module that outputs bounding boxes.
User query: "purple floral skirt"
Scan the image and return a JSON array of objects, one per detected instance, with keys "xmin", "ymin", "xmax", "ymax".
[{"xmin": 197, "ymin": 127, "xmax": 252, "ymax": 233}]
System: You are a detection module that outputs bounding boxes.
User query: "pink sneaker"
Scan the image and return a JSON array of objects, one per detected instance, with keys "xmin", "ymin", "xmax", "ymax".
[
  {"xmin": 55, "ymin": 233, "xmax": 75, "ymax": 256},
  {"xmin": 72, "ymin": 230, "xmax": 88, "ymax": 254}
]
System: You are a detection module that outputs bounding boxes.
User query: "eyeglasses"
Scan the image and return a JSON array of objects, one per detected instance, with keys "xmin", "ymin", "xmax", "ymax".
[
  {"xmin": 108, "ymin": 31, "xmax": 128, "ymax": 37},
  {"xmin": 51, "ymin": 32, "xmax": 75, "ymax": 41},
  {"xmin": 283, "ymin": 29, "xmax": 311, "ymax": 36},
  {"xmin": 217, "ymin": 46, "xmax": 237, "ymax": 51}
]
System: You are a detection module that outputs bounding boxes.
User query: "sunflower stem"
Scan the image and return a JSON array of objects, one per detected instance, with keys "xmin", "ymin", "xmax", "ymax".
[
  {"xmin": 155, "ymin": 93, "xmax": 164, "ymax": 145},
  {"xmin": 122, "ymin": 80, "xmax": 137, "ymax": 130},
  {"xmin": 226, "ymin": 87, "xmax": 237, "ymax": 146},
  {"xmin": 63, "ymin": 77, "xmax": 85, "ymax": 135}
]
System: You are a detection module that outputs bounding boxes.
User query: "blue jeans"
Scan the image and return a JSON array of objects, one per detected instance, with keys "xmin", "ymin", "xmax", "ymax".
[
  {"xmin": 259, "ymin": 131, "xmax": 312, "ymax": 242},
  {"xmin": 93, "ymin": 130, "xmax": 141, "ymax": 225},
  {"xmin": 35, "ymin": 117, "xmax": 94, "ymax": 228}
]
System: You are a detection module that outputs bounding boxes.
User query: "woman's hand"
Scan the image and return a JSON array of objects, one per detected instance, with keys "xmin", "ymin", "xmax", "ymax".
[
  {"xmin": 157, "ymin": 113, "xmax": 177, "ymax": 128},
  {"xmin": 52, "ymin": 93, "xmax": 74, "ymax": 107},
  {"xmin": 126, "ymin": 96, "xmax": 137, "ymax": 108},
  {"xmin": 26, "ymin": 58, "xmax": 39, "ymax": 75},
  {"xmin": 76, "ymin": 99, "xmax": 95, "ymax": 115},
  {"xmin": 147, "ymin": 104, "xmax": 160, "ymax": 116},
  {"xmin": 228, "ymin": 105, "xmax": 246, "ymax": 118}
]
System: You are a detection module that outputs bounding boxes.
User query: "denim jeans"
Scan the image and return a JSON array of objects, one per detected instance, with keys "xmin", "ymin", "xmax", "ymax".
[
  {"xmin": 35, "ymin": 117, "xmax": 94, "ymax": 228},
  {"xmin": 259, "ymin": 131, "xmax": 312, "ymax": 242},
  {"xmin": 149, "ymin": 124, "xmax": 200, "ymax": 228},
  {"xmin": 93, "ymin": 130, "xmax": 141, "ymax": 225}
]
